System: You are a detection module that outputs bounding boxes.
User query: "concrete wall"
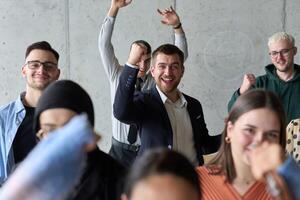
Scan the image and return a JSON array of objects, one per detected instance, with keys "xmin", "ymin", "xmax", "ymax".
[{"xmin": 1, "ymin": 0, "xmax": 299, "ymax": 152}]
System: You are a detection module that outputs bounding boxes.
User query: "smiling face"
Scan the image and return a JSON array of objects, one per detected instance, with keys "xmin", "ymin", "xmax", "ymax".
[
  {"xmin": 268, "ymin": 39, "xmax": 297, "ymax": 74},
  {"xmin": 22, "ymin": 49, "xmax": 60, "ymax": 91},
  {"xmin": 227, "ymin": 108, "xmax": 281, "ymax": 166},
  {"xmin": 150, "ymin": 53, "xmax": 184, "ymax": 99},
  {"xmin": 127, "ymin": 174, "xmax": 198, "ymax": 200}
]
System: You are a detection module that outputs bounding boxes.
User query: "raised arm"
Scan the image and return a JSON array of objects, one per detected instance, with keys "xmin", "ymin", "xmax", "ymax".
[
  {"xmin": 157, "ymin": 6, "xmax": 188, "ymax": 61},
  {"xmin": 227, "ymin": 73, "xmax": 256, "ymax": 112},
  {"xmin": 98, "ymin": 0, "xmax": 133, "ymax": 81},
  {"xmin": 108, "ymin": 0, "xmax": 132, "ymax": 17},
  {"xmin": 113, "ymin": 43, "xmax": 148, "ymax": 124}
]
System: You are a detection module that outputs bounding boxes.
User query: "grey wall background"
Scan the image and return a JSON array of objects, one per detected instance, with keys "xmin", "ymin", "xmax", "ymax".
[{"xmin": 1, "ymin": 0, "xmax": 300, "ymax": 152}]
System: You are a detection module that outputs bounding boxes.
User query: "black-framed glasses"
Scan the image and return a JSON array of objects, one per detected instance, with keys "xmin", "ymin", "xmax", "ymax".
[
  {"xmin": 269, "ymin": 47, "xmax": 294, "ymax": 58},
  {"xmin": 26, "ymin": 60, "xmax": 58, "ymax": 71}
]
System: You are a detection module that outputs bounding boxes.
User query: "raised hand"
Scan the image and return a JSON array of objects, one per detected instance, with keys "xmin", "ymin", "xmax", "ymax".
[
  {"xmin": 111, "ymin": 0, "xmax": 132, "ymax": 9},
  {"xmin": 249, "ymin": 142, "xmax": 284, "ymax": 180},
  {"xmin": 108, "ymin": 0, "xmax": 133, "ymax": 17},
  {"xmin": 127, "ymin": 43, "xmax": 148, "ymax": 67},
  {"xmin": 239, "ymin": 73, "xmax": 256, "ymax": 94},
  {"xmin": 157, "ymin": 6, "xmax": 180, "ymax": 27}
]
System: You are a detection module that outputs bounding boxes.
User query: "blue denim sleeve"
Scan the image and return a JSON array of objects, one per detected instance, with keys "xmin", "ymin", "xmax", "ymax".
[
  {"xmin": 277, "ymin": 157, "xmax": 300, "ymax": 200},
  {"xmin": 0, "ymin": 114, "xmax": 95, "ymax": 200}
]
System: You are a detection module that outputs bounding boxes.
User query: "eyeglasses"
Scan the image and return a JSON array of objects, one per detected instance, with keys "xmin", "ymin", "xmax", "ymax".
[
  {"xmin": 268, "ymin": 47, "xmax": 294, "ymax": 58},
  {"xmin": 26, "ymin": 60, "xmax": 58, "ymax": 71}
]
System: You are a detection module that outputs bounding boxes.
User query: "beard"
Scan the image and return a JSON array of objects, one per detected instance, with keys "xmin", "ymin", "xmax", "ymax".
[
  {"xmin": 26, "ymin": 77, "xmax": 53, "ymax": 91},
  {"xmin": 275, "ymin": 63, "xmax": 294, "ymax": 73}
]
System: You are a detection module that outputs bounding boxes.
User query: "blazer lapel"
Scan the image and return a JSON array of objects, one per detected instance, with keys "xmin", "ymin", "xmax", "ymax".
[{"xmin": 151, "ymin": 87, "xmax": 173, "ymax": 145}]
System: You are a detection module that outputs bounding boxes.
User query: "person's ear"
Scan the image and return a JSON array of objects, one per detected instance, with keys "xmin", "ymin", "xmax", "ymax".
[
  {"xmin": 21, "ymin": 65, "xmax": 26, "ymax": 77},
  {"xmin": 55, "ymin": 68, "xmax": 61, "ymax": 80},
  {"xmin": 181, "ymin": 65, "xmax": 185, "ymax": 77},
  {"xmin": 226, "ymin": 121, "xmax": 234, "ymax": 138},
  {"xmin": 150, "ymin": 65, "xmax": 155, "ymax": 77}
]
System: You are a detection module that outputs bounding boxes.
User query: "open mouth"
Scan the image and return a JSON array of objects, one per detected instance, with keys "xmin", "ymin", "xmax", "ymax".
[{"xmin": 161, "ymin": 77, "xmax": 174, "ymax": 84}]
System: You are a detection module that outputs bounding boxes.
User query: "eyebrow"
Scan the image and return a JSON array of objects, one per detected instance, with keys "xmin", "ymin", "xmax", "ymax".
[
  {"xmin": 27, "ymin": 60, "xmax": 57, "ymax": 65},
  {"xmin": 244, "ymin": 124, "xmax": 280, "ymax": 133},
  {"xmin": 157, "ymin": 62, "xmax": 180, "ymax": 65}
]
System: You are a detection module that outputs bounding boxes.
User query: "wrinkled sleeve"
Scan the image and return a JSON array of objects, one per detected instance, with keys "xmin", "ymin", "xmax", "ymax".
[
  {"xmin": 98, "ymin": 16, "xmax": 122, "ymax": 82},
  {"xmin": 277, "ymin": 157, "xmax": 300, "ymax": 200},
  {"xmin": 174, "ymin": 33, "xmax": 188, "ymax": 61}
]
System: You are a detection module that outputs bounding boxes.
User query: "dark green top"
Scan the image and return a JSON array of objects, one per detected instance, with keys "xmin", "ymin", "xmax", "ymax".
[{"xmin": 228, "ymin": 64, "xmax": 300, "ymax": 123}]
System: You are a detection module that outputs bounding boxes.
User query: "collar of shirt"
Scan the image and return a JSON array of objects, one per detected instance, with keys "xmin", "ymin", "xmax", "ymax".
[
  {"xmin": 16, "ymin": 92, "xmax": 26, "ymax": 114},
  {"xmin": 155, "ymin": 85, "xmax": 187, "ymax": 108}
]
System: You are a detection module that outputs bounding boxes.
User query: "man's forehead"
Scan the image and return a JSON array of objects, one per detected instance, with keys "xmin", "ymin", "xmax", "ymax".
[
  {"xmin": 154, "ymin": 53, "xmax": 181, "ymax": 63},
  {"xmin": 26, "ymin": 49, "xmax": 57, "ymax": 61},
  {"xmin": 269, "ymin": 39, "xmax": 293, "ymax": 49}
]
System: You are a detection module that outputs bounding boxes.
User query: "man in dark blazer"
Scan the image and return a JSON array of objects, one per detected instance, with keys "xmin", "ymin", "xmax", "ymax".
[{"xmin": 114, "ymin": 43, "xmax": 220, "ymax": 165}]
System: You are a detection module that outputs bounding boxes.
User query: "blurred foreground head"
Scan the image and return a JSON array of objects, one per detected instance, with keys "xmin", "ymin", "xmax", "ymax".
[
  {"xmin": 122, "ymin": 148, "xmax": 200, "ymax": 200},
  {"xmin": 33, "ymin": 80, "xmax": 94, "ymax": 139}
]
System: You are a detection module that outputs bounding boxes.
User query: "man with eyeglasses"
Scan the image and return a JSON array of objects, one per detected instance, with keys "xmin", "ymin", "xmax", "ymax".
[
  {"xmin": 228, "ymin": 32, "xmax": 300, "ymax": 123},
  {"xmin": 0, "ymin": 41, "xmax": 60, "ymax": 185}
]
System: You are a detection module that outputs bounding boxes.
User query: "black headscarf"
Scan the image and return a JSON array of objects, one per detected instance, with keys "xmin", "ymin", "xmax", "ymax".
[{"xmin": 33, "ymin": 80, "xmax": 94, "ymax": 133}]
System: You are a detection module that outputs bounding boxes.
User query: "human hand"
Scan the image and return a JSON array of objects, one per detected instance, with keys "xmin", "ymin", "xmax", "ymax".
[
  {"xmin": 239, "ymin": 73, "xmax": 256, "ymax": 94},
  {"xmin": 111, "ymin": 0, "xmax": 132, "ymax": 9},
  {"xmin": 127, "ymin": 43, "xmax": 148, "ymax": 67},
  {"xmin": 249, "ymin": 142, "xmax": 284, "ymax": 180},
  {"xmin": 157, "ymin": 6, "xmax": 180, "ymax": 27}
]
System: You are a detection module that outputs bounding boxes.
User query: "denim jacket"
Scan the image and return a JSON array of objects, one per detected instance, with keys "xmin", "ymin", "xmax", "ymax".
[{"xmin": 0, "ymin": 94, "xmax": 25, "ymax": 185}]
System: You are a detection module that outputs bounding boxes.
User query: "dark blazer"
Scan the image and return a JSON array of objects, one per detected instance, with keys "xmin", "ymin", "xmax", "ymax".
[{"xmin": 113, "ymin": 65, "xmax": 221, "ymax": 165}]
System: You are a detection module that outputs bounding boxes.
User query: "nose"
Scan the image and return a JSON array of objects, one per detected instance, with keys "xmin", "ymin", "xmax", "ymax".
[
  {"xmin": 164, "ymin": 66, "xmax": 173, "ymax": 75},
  {"xmin": 252, "ymin": 133, "xmax": 264, "ymax": 146},
  {"xmin": 36, "ymin": 64, "xmax": 48, "ymax": 73},
  {"xmin": 275, "ymin": 52, "xmax": 284, "ymax": 62}
]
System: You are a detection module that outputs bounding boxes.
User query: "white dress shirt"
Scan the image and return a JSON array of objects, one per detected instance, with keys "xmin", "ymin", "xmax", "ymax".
[{"xmin": 156, "ymin": 86, "xmax": 198, "ymax": 165}]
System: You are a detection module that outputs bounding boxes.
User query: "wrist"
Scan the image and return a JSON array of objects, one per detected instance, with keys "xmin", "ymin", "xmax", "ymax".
[
  {"xmin": 127, "ymin": 58, "xmax": 138, "ymax": 66},
  {"xmin": 108, "ymin": 6, "xmax": 119, "ymax": 17},
  {"xmin": 173, "ymin": 22, "xmax": 182, "ymax": 29}
]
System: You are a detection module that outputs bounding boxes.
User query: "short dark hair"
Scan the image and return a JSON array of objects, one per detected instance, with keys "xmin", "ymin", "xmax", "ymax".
[
  {"xmin": 208, "ymin": 89, "xmax": 286, "ymax": 183},
  {"xmin": 25, "ymin": 41, "xmax": 59, "ymax": 61},
  {"xmin": 152, "ymin": 44, "xmax": 184, "ymax": 65},
  {"xmin": 131, "ymin": 40, "xmax": 152, "ymax": 54},
  {"xmin": 123, "ymin": 148, "xmax": 201, "ymax": 198}
]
